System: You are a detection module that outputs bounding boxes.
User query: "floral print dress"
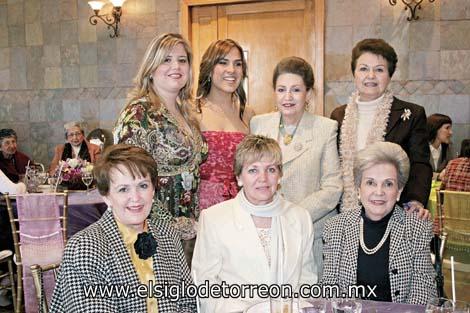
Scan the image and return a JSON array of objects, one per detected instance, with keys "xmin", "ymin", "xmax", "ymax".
[{"xmin": 114, "ymin": 96, "xmax": 207, "ymax": 240}]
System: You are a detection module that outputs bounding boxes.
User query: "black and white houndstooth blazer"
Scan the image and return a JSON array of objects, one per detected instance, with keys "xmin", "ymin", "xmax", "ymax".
[
  {"xmin": 321, "ymin": 206, "xmax": 437, "ymax": 305},
  {"xmin": 50, "ymin": 209, "xmax": 196, "ymax": 312}
]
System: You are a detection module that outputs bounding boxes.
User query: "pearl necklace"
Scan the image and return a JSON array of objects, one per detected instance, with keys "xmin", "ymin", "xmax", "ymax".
[{"xmin": 359, "ymin": 217, "xmax": 392, "ymax": 255}]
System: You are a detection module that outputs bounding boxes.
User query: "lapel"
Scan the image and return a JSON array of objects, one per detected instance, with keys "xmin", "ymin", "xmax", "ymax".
[
  {"xmin": 99, "ymin": 210, "xmax": 142, "ymax": 289},
  {"xmin": 148, "ymin": 220, "xmax": 173, "ymax": 285},
  {"xmin": 278, "ymin": 202, "xmax": 303, "ymax": 283},
  {"xmin": 388, "ymin": 207, "xmax": 405, "ymax": 266},
  {"xmin": 282, "ymin": 113, "xmax": 313, "ymax": 165},
  {"xmin": 343, "ymin": 210, "xmax": 361, "ymax": 286},
  {"xmin": 385, "ymin": 98, "xmax": 406, "ymax": 135},
  {"xmin": 232, "ymin": 201, "xmax": 272, "ymax": 273},
  {"xmin": 260, "ymin": 112, "xmax": 282, "ymax": 140}
]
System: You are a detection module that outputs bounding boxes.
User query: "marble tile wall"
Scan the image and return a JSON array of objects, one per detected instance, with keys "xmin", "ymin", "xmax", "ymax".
[
  {"xmin": 325, "ymin": 0, "xmax": 470, "ymax": 156},
  {"xmin": 0, "ymin": 0, "xmax": 469, "ymax": 165},
  {"xmin": 0, "ymin": 0, "xmax": 177, "ymax": 165}
]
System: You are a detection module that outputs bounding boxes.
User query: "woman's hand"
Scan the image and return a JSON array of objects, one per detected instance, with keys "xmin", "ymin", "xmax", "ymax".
[{"xmin": 404, "ymin": 200, "xmax": 430, "ymax": 220}]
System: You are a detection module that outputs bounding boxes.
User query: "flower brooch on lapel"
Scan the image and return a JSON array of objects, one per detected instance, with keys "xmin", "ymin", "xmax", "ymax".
[
  {"xmin": 401, "ymin": 109, "xmax": 411, "ymax": 121},
  {"xmin": 134, "ymin": 232, "xmax": 157, "ymax": 260}
]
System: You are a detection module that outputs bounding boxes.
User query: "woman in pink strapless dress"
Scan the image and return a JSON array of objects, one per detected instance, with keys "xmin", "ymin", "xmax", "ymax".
[
  {"xmin": 199, "ymin": 131, "xmax": 245, "ymax": 210},
  {"xmin": 196, "ymin": 39, "xmax": 254, "ymax": 210}
]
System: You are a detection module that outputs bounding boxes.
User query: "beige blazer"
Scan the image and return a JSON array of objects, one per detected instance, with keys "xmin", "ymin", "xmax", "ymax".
[
  {"xmin": 192, "ymin": 196, "xmax": 317, "ymax": 313},
  {"xmin": 250, "ymin": 112, "xmax": 342, "ymax": 231},
  {"xmin": 251, "ymin": 112, "xmax": 343, "ymax": 276}
]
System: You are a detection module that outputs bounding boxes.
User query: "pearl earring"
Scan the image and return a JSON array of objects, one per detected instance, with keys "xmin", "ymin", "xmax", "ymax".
[{"xmin": 237, "ymin": 181, "xmax": 243, "ymax": 187}]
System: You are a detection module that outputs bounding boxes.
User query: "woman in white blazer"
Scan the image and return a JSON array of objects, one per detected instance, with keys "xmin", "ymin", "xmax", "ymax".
[
  {"xmin": 192, "ymin": 135, "xmax": 316, "ymax": 313},
  {"xmin": 250, "ymin": 57, "xmax": 342, "ymax": 278}
]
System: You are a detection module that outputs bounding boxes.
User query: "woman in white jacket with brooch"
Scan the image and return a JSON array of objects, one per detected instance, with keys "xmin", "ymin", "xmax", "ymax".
[{"xmin": 250, "ymin": 57, "xmax": 342, "ymax": 278}]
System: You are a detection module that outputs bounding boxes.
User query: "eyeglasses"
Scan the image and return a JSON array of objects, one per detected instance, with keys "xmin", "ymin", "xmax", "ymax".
[{"xmin": 67, "ymin": 132, "xmax": 83, "ymax": 138}]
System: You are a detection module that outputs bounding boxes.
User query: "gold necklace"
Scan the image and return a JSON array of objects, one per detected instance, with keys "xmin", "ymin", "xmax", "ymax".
[{"xmin": 279, "ymin": 116, "xmax": 299, "ymax": 145}]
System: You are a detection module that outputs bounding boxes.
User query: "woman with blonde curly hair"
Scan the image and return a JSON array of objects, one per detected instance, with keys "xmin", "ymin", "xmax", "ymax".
[{"xmin": 114, "ymin": 33, "xmax": 207, "ymax": 258}]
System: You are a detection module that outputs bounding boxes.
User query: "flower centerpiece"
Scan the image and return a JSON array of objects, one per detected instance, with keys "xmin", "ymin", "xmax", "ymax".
[{"xmin": 57, "ymin": 158, "xmax": 93, "ymax": 190}]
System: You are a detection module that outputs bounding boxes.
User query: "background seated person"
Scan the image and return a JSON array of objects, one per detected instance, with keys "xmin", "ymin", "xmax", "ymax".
[
  {"xmin": 50, "ymin": 144, "xmax": 196, "ymax": 312},
  {"xmin": 0, "ymin": 128, "xmax": 31, "ymax": 183},
  {"xmin": 440, "ymin": 139, "xmax": 470, "ymax": 192},
  {"xmin": 192, "ymin": 135, "xmax": 316, "ymax": 312},
  {"xmin": 426, "ymin": 113, "xmax": 453, "ymax": 179},
  {"xmin": 321, "ymin": 141, "xmax": 436, "ymax": 305},
  {"xmin": 48, "ymin": 121, "xmax": 101, "ymax": 176}
]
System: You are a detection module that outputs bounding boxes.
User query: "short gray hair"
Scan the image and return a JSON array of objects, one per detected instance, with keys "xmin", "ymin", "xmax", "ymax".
[
  {"xmin": 64, "ymin": 121, "xmax": 85, "ymax": 138},
  {"xmin": 354, "ymin": 141, "xmax": 409, "ymax": 190}
]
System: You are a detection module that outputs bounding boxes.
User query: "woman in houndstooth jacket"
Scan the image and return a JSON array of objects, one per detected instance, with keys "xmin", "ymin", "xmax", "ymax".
[
  {"xmin": 321, "ymin": 142, "xmax": 436, "ymax": 305},
  {"xmin": 50, "ymin": 144, "xmax": 196, "ymax": 312}
]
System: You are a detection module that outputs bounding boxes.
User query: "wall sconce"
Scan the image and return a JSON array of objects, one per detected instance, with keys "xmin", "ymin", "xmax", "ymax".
[
  {"xmin": 88, "ymin": 0, "xmax": 126, "ymax": 38},
  {"xmin": 389, "ymin": 0, "xmax": 436, "ymax": 21}
]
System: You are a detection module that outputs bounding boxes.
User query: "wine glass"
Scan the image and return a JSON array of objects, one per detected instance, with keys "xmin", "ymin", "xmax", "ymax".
[{"xmin": 82, "ymin": 172, "xmax": 94, "ymax": 193}]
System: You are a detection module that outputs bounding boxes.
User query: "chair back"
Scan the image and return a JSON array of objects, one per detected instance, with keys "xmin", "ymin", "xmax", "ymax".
[
  {"xmin": 4, "ymin": 191, "xmax": 68, "ymax": 313},
  {"xmin": 437, "ymin": 190, "xmax": 470, "ymax": 264},
  {"xmin": 31, "ymin": 263, "xmax": 60, "ymax": 313}
]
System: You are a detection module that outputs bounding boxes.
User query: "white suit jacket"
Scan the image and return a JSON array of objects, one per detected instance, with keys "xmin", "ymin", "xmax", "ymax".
[
  {"xmin": 251, "ymin": 112, "xmax": 342, "ymax": 277},
  {"xmin": 192, "ymin": 195, "xmax": 317, "ymax": 313}
]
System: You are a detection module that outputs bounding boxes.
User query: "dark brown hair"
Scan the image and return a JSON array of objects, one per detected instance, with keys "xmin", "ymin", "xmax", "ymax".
[
  {"xmin": 196, "ymin": 39, "xmax": 248, "ymax": 120},
  {"xmin": 272, "ymin": 56, "xmax": 314, "ymax": 90},
  {"xmin": 94, "ymin": 144, "xmax": 158, "ymax": 196},
  {"xmin": 351, "ymin": 38, "xmax": 398, "ymax": 77},
  {"xmin": 460, "ymin": 139, "xmax": 470, "ymax": 158},
  {"xmin": 427, "ymin": 113, "xmax": 453, "ymax": 162}
]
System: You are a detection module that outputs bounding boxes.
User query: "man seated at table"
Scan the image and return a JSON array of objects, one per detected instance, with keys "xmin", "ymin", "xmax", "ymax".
[
  {"xmin": 48, "ymin": 121, "xmax": 101, "ymax": 176},
  {"xmin": 0, "ymin": 128, "xmax": 31, "ymax": 183}
]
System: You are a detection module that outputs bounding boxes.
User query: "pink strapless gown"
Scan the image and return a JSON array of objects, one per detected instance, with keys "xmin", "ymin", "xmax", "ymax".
[{"xmin": 199, "ymin": 131, "xmax": 246, "ymax": 210}]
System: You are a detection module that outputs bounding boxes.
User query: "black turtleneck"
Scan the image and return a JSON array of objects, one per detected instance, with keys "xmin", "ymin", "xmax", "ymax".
[{"xmin": 356, "ymin": 207, "xmax": 394, "ymax": 302}]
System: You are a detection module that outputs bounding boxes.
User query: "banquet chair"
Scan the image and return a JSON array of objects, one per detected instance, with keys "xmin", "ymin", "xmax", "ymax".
[
  {"xmin": 4, "ymin": 191, "xmax": 69, "ymax": 313},
  {"xmin": 0, "ymin": 250, "xmax": 16, "ymax": 312},
  {"xmin": 436, "ymin": 190, "xmax": 470, "ymax": 269},
  {"xmin": 31, "ymin": 263, "xmax": 60, "ymax": 313}
]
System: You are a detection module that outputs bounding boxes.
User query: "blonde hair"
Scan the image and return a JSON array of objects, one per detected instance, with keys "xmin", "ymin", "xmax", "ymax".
[
  {"xmin": 234, "ymin": 135, "xmax": 282, "ymax": 177},
  {"xmin": 127, "ymin": 33, "xmax": 198, "ymax": 130}
]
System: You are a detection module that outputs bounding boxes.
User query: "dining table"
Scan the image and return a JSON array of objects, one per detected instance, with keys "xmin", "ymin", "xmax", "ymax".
[
  {"xmin": 0, "ymin": 188, "xmax": 108, "ymax": 243},
  {"xmin": 59, "ymin": 188, "xmax": 108, "ymax": 238},
  {"xmin": 244, "ymin": 298, "xmax": 426, "ymax": 313}
]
